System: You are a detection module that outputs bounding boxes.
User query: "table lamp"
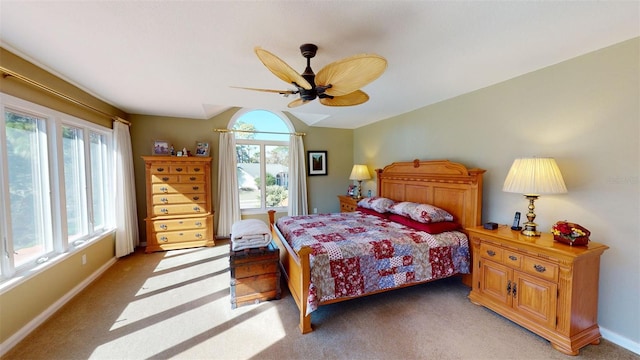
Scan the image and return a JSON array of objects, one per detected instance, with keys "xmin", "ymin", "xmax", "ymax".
[
  {"xmin": 502, "ymin": 157, "xmax": 567, "ymax": 236},
  {"xmin": 349, "ymin": 164, "xmax": 371, "ymax": 199}
]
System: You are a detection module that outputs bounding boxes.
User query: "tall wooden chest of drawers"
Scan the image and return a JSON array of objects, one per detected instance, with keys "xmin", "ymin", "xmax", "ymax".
[
  {"xmin": 142, "ymin": 156, "xmax": 214, "ymax": 253},
  {"xmin": 229, "ymin": 241, "xmax": 281, "ymax": 308},
  {"xmin": 467, "ymin": 226, "xmax": 608, "ymax": 355}
]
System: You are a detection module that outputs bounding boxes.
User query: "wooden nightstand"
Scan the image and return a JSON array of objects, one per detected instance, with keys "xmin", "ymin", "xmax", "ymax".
[
  {"xmin": 466, "ymin": 226, "xmax": 608, "ymax": 355},
  {"xmin": 338, "ymin": 195, "xmax": 359, "ymax": 212}
]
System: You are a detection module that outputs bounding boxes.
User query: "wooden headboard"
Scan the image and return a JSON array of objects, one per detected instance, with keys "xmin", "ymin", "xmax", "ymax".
[{"xmin": 376, "ymin": 159, "xmax": 485, "ymax": 229}]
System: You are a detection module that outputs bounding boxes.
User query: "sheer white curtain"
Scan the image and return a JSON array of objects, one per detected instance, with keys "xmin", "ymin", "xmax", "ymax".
[
  {"xmin": 217, "ymin": 131, "xmax": 241, "ymax": 237},
  {"xmin": 113, "ymin": 119, "xmax": 139, "ymax": 257},
  {"xmin": 288, "ymin": 134, "xmax": 308, "ymax": 215}
]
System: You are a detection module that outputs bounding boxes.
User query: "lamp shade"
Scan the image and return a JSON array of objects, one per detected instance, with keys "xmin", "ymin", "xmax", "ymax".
[
  {"xmin": 349, "ymin": 164, "xmax": 371, "ymax": 181},
  {"xmin": 503, "ymin": 158, "xmax": 568, "ymax": 195}
]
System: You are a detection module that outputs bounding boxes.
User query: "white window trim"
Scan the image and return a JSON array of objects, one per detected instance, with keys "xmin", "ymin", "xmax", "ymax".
[{"xmin": 0, "ymin": 92, "xmax": 115, "ymax": 284}]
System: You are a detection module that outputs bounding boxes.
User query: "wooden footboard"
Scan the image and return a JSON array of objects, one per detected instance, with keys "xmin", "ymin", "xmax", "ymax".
[{"xmin": 268, "ymin": 210, "xmax": 313, "ymax": 333}]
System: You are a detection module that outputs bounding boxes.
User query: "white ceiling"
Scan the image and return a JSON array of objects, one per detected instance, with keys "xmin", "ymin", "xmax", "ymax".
[{"xmin": 1, "ymin": 1, "xmax": 638, "ymax": 129}]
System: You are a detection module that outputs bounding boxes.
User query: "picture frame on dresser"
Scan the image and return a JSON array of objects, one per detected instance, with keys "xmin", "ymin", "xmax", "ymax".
[
  {"xmin": 195, "ymin": 141, "xmax": 210, "ymax": 156},
  {"xmin": 153, "ymin": 140, "xmax": 170, "ymax": 155},
  {"xmin": 308, "ymin": 150, "xmax": 327, "ymax": 176}
]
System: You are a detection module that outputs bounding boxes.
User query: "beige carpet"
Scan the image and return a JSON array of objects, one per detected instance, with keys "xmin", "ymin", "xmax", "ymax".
[{"xmin": 3, "ymin": 239, "xmax": 638, "ymax": 360}]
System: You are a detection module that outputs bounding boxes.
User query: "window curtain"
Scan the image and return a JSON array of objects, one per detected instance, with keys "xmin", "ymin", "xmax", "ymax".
[
  {"xmin": 113, "ymin": 120, "xmax": 139, "ymax": 257},
  {"xmin": 217, "ymin": 131, "xmax": 241, "ymax": 237},
  {"xmin": 288, "ymin": 134, "xmax": 308, "ymax": 215}
]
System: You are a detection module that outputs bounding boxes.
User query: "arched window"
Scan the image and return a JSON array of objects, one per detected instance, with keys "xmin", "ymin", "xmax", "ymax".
[{"xmin": 229, "ymin": 109, "xmax": 293, "ymax": 213}]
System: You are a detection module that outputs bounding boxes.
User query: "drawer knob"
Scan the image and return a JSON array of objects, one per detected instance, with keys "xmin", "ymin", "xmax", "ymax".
[
  {"xmin": 161, "ymin": 208, "xmax": 168, "ymax": 214},
  {"xmin": 486, "ymin": 250, "xmax": 496, "ymax": 257},
  {"xmin": 193, "ymin": 206, "xmax": 201, "ymax": 212},
  {"xmin": 160, "ymin": 224, "xmax": 167, "ymax": 230},
  {"xmin": 193, "ymin": 196, "xmax": 200, "ymax": 201},
  {"xmin": 195, "ymin": 233, "xmax": 203, "ymax": 238},
  {"xmin": 533, "ymin": 264, "xmax": 546, "ymax": 273},
  {"xmin": 190, "ymin": 176, "xmax": 196, "ymax": 181},
  {"xmin": 160, "ymin": 236, "xmax": 168, "ymax": 242},
  {"xmin": 161, "ymin": 197, "xmax": 168, "ymax": 203},
  {"xmin": 194, "ymin": 167, "xmax": 201, "ymax": 172},
  {"xmin": 195, "ymin": 222, "xmax": 202, "ymax": 227},
  {"xmin": 508, "ymin": 255, "xmax": 518, "ymax": 261},
  {"xmin": 160, "ymin": 186, "xmax": 168, "ymax": 193},
  {"xmin": 176, "ymin": 167, "xmax": 183, "ymax": 172},
  {"xmin": 156, "ymin": 167, "xmax": 165, "ymax": 172},
  {"xmin": 192, "ymin": 186, "xmax": 199, "ymax": 190},
  {"xmin": 162, "ymin": 177, "xmax": 169, "ymax": 181}
]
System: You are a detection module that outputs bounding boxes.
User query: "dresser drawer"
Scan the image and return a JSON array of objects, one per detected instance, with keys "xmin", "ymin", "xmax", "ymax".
[
  {"xmin": 504, "ymin": 250, "xmax": 522, "ymax": 269},
  {"xmin": 152, "ymin": 193, "xmax": 206, "ymax": 205},
  {"xmin": 522, "ymin": 256, "xmax": 558, "ymax": 282},
  {"xmin": 480, "ymin": 242, "xmax": 504, "ymax": 262},
  {"xmin": 152, "ymin": 216, "xmax": 210, "ymax": 232},
  {"xmin": 153, "ymin": 228, "xmax": 210, "ymax": 244},
  {"xmin": 179, "ymin": 174, "xmax": 205, "ymax": 183},
  {"xmin": 152, "ymin": 183, "xmax": 206, "ymax": 194},
  {"xmin": 152, "ymin": 203, "xmax": 207, "ymax": 216},
  {"xmin": 187, "ymin": 165, "xmax": 206, "ymax": 174},
  {"xmin": 151, "ymin": 174, "xmax": 178, "ymax": 183}
]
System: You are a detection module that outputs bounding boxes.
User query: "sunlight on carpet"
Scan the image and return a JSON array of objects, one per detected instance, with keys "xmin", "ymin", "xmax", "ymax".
[{"xmin": 95, "ymin": 244, "xmax": 286, "ymax": 359}]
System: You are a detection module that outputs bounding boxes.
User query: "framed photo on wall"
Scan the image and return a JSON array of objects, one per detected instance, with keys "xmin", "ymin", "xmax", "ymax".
[
  {"xmin": 308, "ymin": 150, "xmax": 327, "ymax": 176},
  {"xmin": 153, "ymin": 140, "xmax": 170, "ymax": 155}
]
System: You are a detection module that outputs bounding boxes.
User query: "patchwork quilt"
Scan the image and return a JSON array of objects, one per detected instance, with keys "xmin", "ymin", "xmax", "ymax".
[{"xmin": 276, "ymin": 212, "xmax": 470, "ymax": 314}]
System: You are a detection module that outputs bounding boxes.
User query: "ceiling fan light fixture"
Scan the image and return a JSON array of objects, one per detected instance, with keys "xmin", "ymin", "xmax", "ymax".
[{"xmin": 239, "ymin": 44, "xmax": 387, "ymax": 108}]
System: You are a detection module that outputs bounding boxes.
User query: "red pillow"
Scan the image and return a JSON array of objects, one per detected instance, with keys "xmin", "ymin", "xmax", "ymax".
[
  {"xmin": 357, "ymin": 206, "xmax": 390, "ymax": 219},
  {"xmin": 388, "ymin": 214, "xmax": 460, "ymax": 234}
]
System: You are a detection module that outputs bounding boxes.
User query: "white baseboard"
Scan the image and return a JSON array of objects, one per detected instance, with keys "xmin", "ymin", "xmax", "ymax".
[
  {"xmin": 601, "ymin": 327, "xmax": 640, "ymax": 355},
  {"xmin": 0, "ymin": 257, "xmax": 117, "ymax": 357}
]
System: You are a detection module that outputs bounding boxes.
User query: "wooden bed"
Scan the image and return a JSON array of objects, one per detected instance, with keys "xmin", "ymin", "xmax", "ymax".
[{"xmin": 267, "ymin": 159, "xmax": 485, "ymax": 333}]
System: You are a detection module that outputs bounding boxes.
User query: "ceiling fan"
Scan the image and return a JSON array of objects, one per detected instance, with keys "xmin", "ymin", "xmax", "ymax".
[{"xmin": 234, "ymin": 43, "xmax": 387, "ymax": 108}]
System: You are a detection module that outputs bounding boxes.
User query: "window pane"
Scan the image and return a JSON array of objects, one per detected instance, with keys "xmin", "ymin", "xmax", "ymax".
[
  {"xmin": 90, "ymin": 131, "xmax": 107, "ymax": 230},
  {"xmin": 265, "ymin": 145, "xmax": 288, "ymax": 208},
  {"xmin": 237, "ymin": 144, "xmax": 261, "ymax": 209},
  {"xmin": 232, "ymin": 110, "xmax": 289, "ymax": 141},
  {"xmin": 5, "ymin": 110, "xmax": 53, "ymax": 267},
  {"xmin": 62, "ymin": 125, "xmax": 88, "ymax": 240}
]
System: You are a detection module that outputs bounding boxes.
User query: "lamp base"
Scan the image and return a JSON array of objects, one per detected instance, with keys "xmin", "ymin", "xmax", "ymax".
[{"xmin": 521, "ymin": 222, "xmax": 540, "ymax": 237}]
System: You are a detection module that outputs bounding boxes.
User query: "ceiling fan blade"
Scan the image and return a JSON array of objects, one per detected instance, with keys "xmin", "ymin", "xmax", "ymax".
[
  {"xmin": 230, "ymin": 86, "xmax": 297, "ymax": 95},
  {"xmin": 316, "ymin": 54, "xmax": 387, "ymax": 96},
  {"xmin": 319, "ymin": 90, "xmax": 369, "ymax": 107},
  {"xmin": 255, "ymin": 47, "xmax": 313, "ymax": 90},
  {"xmin": 287, "ymin": 98, "xmax": 311, "ymax": 108}
]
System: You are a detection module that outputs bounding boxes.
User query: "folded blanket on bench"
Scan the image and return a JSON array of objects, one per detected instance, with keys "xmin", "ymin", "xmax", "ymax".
[{"xmin": 231, "ymin": 219, "xmax": 272, "ymax": 251}]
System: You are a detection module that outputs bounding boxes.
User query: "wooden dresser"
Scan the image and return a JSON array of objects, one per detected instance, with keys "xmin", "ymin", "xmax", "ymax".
[
  {"xmin": 467, "ymin": 226, "xmax": 608, "ymax": 355},
  {"xmin": 338, "ymin": 195, "xmax": 359, "ymax": 212},
  {"xmin": 142, "ymin": 156, "xmax": 214, "ymax": 253}
]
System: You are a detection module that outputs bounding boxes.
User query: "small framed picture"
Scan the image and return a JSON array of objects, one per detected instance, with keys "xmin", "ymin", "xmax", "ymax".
[
  {"xmin": 308, "ymin": 150, "xmax": 327, "ymax": 176},
  {"xmin": 153, "ymin": 140, "xmax": 170, "ymax": 155},
  {"xmin": 195, "ymin": 141, "xmax": 210, "ymax": 156}
]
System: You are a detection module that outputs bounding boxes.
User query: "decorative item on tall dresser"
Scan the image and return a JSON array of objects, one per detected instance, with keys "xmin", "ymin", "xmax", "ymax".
[
  {"xmin": 195, "ymin": 141, "xmax": 210, "ymax": 156},
  {"xmin": 551, "ymin": 221, "xmax": 590, "ymax": 246},
  {"xmin": 142, "ymin": 156, "xmax": 214, "ymax": 253},
  {"xmin": 502, "ymin": 157, "xmax": 567, "ymax": 236},
  {"xmin": 349, "ymin": 164, "xmax": 371, "ymax": 199}
]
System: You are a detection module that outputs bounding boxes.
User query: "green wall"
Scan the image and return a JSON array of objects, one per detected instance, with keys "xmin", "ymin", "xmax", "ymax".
[
  {"xmin": 0, "ymin": 48, "xmax": 123, "ymax": 347},
  {"xmin": 354, "ymin": 38, "xmax": 640, "ymax": 347},
  {"xmin": 128, "ymin": 109, "xmax": 353, "ymax": 239}
]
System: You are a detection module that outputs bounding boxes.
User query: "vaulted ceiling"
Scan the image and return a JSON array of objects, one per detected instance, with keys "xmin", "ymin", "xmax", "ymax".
[{"xmin": 1, "ymin": 1, "xmax": 638, "ymax": 129}]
